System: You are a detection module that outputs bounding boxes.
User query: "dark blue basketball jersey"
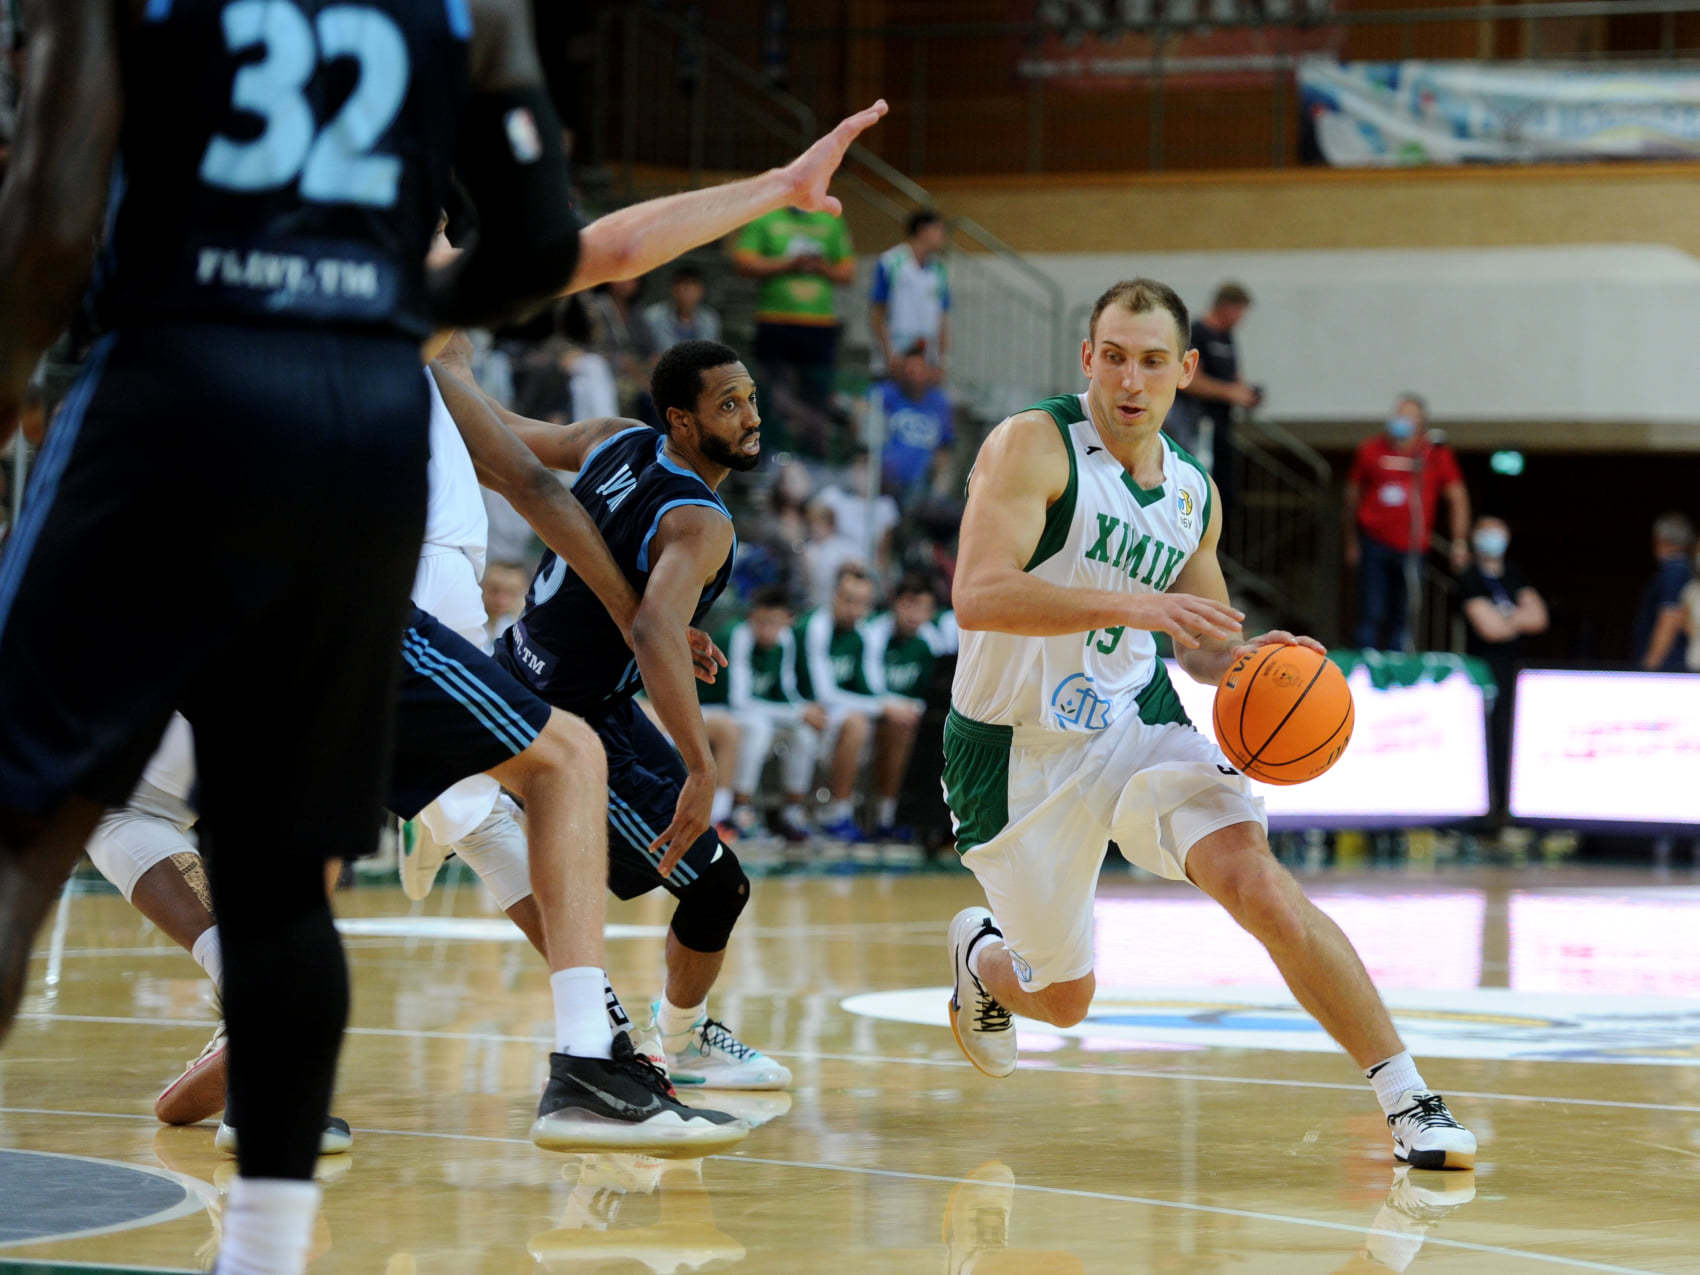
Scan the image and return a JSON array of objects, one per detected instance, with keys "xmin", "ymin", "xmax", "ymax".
[
  {"xmin": 92, "ymin": 0, "xmax": 469, "ymax": 338},
  {"xmin": 502, "ymin": 426, "xmax": 737, "ymax": 714}
]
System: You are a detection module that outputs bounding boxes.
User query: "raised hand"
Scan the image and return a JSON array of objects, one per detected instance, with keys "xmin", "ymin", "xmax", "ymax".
[{"xmin": 779, "ymin": 100, "xmax": 890, "ymax": 216}]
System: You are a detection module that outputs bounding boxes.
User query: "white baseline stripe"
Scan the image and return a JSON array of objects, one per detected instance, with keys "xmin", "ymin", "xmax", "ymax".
[
  {"xmin": 14, "ymin": 1013, "xmax": 1700, "ymax": 1115},
  {"xmin": 0, "ymin": 1107, "xmax": 1655, "ymax": 1274}
]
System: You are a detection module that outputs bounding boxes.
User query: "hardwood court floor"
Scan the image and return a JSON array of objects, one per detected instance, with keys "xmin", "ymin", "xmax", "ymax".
[{"xmin": 5, "ymin": 863, "xmax": 1700, "ymax": 1273}]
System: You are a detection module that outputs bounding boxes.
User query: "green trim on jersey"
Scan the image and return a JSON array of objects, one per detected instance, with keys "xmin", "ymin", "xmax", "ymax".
[
  {"xmin": 1135, "ymin": 659, "xmax": 1191, "ymax": 727},
  {"xmin": 942, "ymin": 708, "xmax": 1013, "ymax": 854},
  {"xmin": 1119, "ymin": 469, "xmax": 1166, "ymax": 508},
  {"xmin": 1024, "ymin": 395, "xmax": 1084, "ymax": 571},
  {"xmin": 1165, "ymin": 434, "xmax": 1214, "ymax": 533}
]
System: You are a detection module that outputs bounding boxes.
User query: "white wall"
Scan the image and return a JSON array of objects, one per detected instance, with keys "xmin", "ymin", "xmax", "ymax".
[{"xmin": 1025, "ymin": 245, "xmax": 1700, "ymax": 430}]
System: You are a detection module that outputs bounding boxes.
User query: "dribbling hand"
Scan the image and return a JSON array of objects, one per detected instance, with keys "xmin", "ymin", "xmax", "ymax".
[{"xmin": 1227, "ymin": 630, "xmax": 1328, "ymax": 665}]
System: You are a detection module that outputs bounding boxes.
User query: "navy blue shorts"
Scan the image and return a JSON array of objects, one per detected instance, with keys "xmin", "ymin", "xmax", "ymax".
[
  {"xmin": 586, "ymin": 697, "xmax": 722, "ymax": 902},
  {"xmin": 389, "ymin": 607, "xmax": 553, "ymax": 820},
  {"xmin": 0, "ymin": 323, "xmax": 426, "ymax": 858}
]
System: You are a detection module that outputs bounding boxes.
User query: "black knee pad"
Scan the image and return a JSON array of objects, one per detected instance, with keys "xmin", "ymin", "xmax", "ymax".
[{"xmin": 668, "ymin": 844, "xmax": 749, "ymax": 953}]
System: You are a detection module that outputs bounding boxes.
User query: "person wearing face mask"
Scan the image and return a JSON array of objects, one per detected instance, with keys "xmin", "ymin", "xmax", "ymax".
[
  {"xmin": 1457, "ymin": 517, "xmax": 1548, "ymax": 819},
  {"xmin": 1343, "ymin": 394, "xmax": 1471, "ymax": 651}
]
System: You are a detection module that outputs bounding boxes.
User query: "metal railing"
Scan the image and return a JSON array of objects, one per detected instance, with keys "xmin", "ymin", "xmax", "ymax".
[{"xmin": 588, "ymin": 6, "xmax": 1071, "ymax": 418}]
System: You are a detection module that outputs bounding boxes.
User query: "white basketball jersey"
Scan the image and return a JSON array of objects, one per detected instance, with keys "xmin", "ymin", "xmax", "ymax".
[
  {"xmin": 951, "ymin": 392, "xmax": 1212, "ymax": 735},
  {"xmin": 423, "ymin": 370, "xmax": 489, "ymax": 579}
]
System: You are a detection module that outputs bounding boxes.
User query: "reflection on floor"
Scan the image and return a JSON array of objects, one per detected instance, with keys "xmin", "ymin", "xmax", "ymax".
[{"xmin": 3, "ymin": 865, "xmax": 1700, "ymax": 1273}]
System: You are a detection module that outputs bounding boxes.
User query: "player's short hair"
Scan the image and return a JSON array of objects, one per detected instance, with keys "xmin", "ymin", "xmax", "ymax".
[
  {"xmin": 1213, "ymin": 281, "xmax": 1252, "ymax": 308},
  {"xmin": 835, "ymin": 563, "xmax": 874, "ymax": 591},
  {"xmin": 651, "ymin": 340, "xmax": 744, "ymax": 425},
  {"xmin": 1653, "ymin": 511, "xmax": 1696, "ymax": 550},
  {"xmin": 894, "ymin": 573, "xmax": 938, "ymax": 603},
  {"xmin": 749, "ymin": 585, "xmax": 792, "ymax": 613},
  {"xmin": 1088, "ymin": 278, "xmax": 1190, "ymax": 354},
  {"xmin": 907, "ymin": 208, "xmax": 944, "ymax": 238},
  {"xmin": 671, "ymin": 264, "xmax": 705, "ymax": 285},
  {"xmin": 1394, "ymin": 391, "xmax": 1428, "ymax": 420}
]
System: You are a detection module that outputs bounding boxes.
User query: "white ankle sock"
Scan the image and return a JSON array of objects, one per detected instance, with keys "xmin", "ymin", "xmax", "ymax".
[
  {"xmin": 876, "ymin": 797, "xmax": 897, "ymax": 827},
  {"xmin": 822, "ymin": 799, "xmax": 852, "ymax": 823},
  {"xmin": 215, "ymin": 1177, "xmax": 321, "ymax": 1275},
  {"xmin": 603, "ymin": 975, "xmax": 632, "ymax": 1034},
  {"xmin": 1366, "ymin": 1051, "xmax": 1426, "ymax": 1114},
  {"xmin": 193, "ymin": 925, "xmax": 223, "ymax": 992},
  {"xmin": 550, "ymin": 967, "xmax": 613, "ymax": 1059},
  {"xmin": 711, "ymin": 788, "xmax": 733, "ymax": 823},
  {"xmin": 782, "ymin": 803, "xmax": 808, "ymax": 826},
  {"xmin": 657, "ymin": 996, "xmax": 705, "ymax": 1039}
]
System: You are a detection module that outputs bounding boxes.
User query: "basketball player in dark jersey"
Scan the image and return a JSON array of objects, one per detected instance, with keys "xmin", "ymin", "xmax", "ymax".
[
  {"xmin": 0, "ymin": 2, "xmax": 584, "ymax": 1270},
  {"xmin": 433, "ymin": 341, "xmax": 792, "ymax": 1090}
]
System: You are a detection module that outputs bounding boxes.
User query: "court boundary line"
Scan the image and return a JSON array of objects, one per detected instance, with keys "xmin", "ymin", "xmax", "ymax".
[
  {"xmin": 15, "ymin": 1012, "xmax": 1700, "ymax": 1115},
  {"xmin": 0, "ymin": 1106, "xmax": 1660, "ymax": 1274}
]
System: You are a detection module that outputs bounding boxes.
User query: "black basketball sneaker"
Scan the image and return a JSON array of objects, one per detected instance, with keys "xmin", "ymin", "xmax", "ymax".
[{"xmin": 530, "ymin": 1032, "xmax": 750, "ymax": 1158}]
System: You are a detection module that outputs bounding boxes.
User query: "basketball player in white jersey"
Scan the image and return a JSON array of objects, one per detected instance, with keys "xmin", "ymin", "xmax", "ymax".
[{"xmin": 942, "ymin": 279, "xmax": 1476, "ymax": 1171}]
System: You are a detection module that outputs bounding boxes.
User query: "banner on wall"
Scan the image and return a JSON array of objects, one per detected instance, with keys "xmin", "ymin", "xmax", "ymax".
[
  {"xmin": 1299, "ymin": 60, "xmax": 1700, "ymax": 166},
  {"xmin": 1019, "ymin": 0, "xmax": 1342, "ymax": 89}
]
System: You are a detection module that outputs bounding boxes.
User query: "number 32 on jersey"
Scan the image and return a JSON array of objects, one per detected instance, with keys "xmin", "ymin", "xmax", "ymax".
[{"xmin": 199, "ymin": 0, "xmax": 410, "ymax": 208}]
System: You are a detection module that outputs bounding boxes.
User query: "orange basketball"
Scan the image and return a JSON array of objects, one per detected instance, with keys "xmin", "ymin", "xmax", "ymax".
[{"xmin": 1212, "ymin": 645, "xmax": 1354, "ymax": 786}]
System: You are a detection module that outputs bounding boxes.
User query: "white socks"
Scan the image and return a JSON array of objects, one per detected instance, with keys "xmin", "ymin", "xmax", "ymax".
[
  {"xmin": 215, "ymin": 1177, "xmax": 321, "ymax": 1275},
  {"xmin": 656, "ymin": 996, "xmax": 705, "ymax": 1039},
  {"xmin": 876, "ymin": 797, "xmax": 898, "ymax": 827},
  {"xmin": 821, "ymin": 798, "xmax": 852, "ymax": 824},
  {"xmin": 711, "ymin": 788, "xmax": 733, "ymax": 824},
  {"xmin": 193, "ymin": 925, "xmax": 224, "ymax": 992},
  {"xmin": 550, "ymin": 967, "xmax": 613, "ymax": 1059},
  {"xmin": 1366, "ymin": 1051, "xmax": 1426, "ymax": 1115}
]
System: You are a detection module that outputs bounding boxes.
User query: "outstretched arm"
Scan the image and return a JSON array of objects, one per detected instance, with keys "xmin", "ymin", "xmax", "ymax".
[
  {"xmin": 951, "ymin": 412, "xmax": 1244, "ymax": 645},
  {"xmin": 0, "ymin": 0, "xmax": 121, "ymax": 442},
  {"xmin": 428, "ymin": 359, "xmax": 640, "ymax": 637},
  {"xmin": 633, "ymin": 506, "xmax": 735, "ymax": 874},
  {"xmin": 566, "ymin": 100, "xmax": 887, "ymax": 294}
]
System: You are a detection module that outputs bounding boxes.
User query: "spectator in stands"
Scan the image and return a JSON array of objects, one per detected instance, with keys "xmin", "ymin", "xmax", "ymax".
[
  {"xmin": 796, "ymin": 564, "xmax": 888, "ymax": 841},
  {"xmin": 1172, "ymin": 282, "xmax": 1260, "ymax": 512},
  {"xmin": 643, "ymin": 264, "xmax": 721, "ymax": 351},
  {"xmin": 869, "ymin": 209, "xmax": 950, "ymax": 379},
  {"xmin": 512, "ymin": 296, "xmax": 618, "ymax": 424},
  {"xmin": 867, "ymin": 338, "xmax": 955, "ymax": 508},
  {"xmin": 862, "ymin": 575, "xmax": 940, "ymax": 838},
  {"xmin": 1634, "ymin": 511, "xmax": 1696, "ymax": 672},
  {"xmin": 1458, "ymin": 517, "xmax": 1548, "ymax": 818},
  {"xmin": 730, "ymin": 205, "xmax": 855, "ymax": 455},
  {"xmin": 480, "ymin": 561, "xmax": 531, "ymax": 652},
  {"xmin": 712, "ymin": 588, "xmax": 820, "ymax": 842},
  {"xmin": 583, "ymin": 277, "xmax": 659, "ymax": 419},
  {"xmin": 1343, "ymin": 394, "xmax": 1470, "ymax": 651},
  {"xmin": 1684, "ymin": 543, "xmax": 1700, "ymax": 673},
  {"xmin": 811, "ymin": 446, "xmax": 900, "ymax": 594}
]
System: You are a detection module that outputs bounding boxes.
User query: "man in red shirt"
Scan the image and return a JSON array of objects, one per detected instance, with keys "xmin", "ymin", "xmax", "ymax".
[{"xmin": 1343, "ymin": 394, "xmax": 1471, "ymax": 651}]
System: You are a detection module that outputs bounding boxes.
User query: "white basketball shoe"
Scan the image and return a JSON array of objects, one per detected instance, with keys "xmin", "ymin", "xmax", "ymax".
[
  {"xmin": 651, "ymin": 1003, "xmax": 792, "ymax": 1090},
  {"xmin": 946, "ymin": 907, "xmax": 1017, "ymax": 1079},
  {"xmin": 1386, "ymin": 1091, "xmax": 1477, "ymax": 1170}
]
